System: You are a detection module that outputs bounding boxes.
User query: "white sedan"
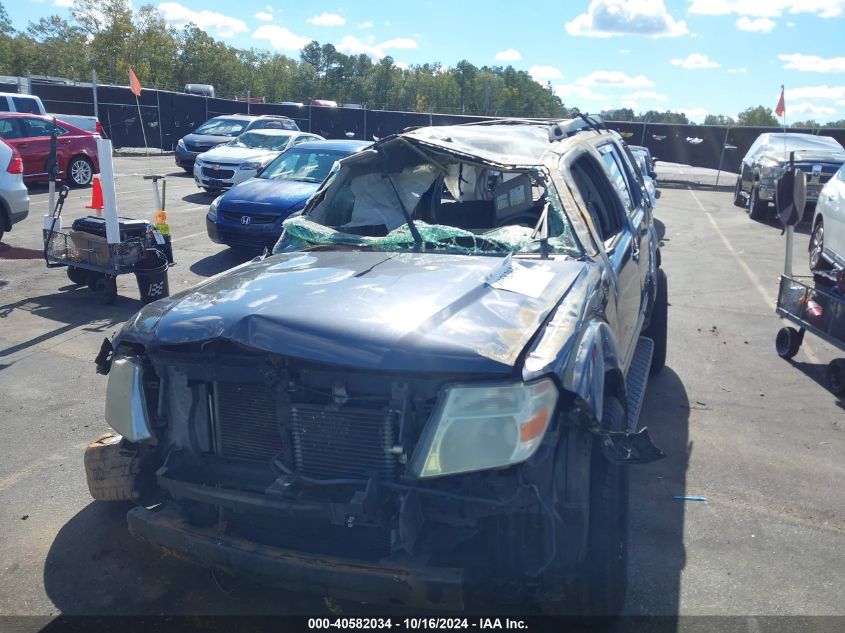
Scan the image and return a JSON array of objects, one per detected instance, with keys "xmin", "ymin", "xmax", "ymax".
[
  {"xmin": 194, "ymin": 129, "xmax": 324, "ymax": 192},
  {"xmin": 810, "ymin": 163, "xmax": 845, "ymax": 271}
]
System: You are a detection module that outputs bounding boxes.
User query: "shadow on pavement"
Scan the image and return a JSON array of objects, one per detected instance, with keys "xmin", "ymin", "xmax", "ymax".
[
  {"xmin": 189, "ymin": 249, "xmax": 254, "ymax": 277},
  {"xmin": 623, "ymin": 366, "xmax": 689, "ymax": 619},
  {"xmin": 181, "ymin": 191, "xmax": 216, "ymax": 205},
  {"xmin": 0, "ymin": 290, "xmax": 139, "ymax": 362},
  {"xmin": 0, "ymin": 242, "xmax": 44, "ymax": 260},
  {"xmin": 784, "ymin": 358, "xmax": 845, "ymax": 413},
  {"xmin": 43, "ymin": 501, "xmax": 325, "ymax": 615},
  {"xmin": 658, "ymin": 180, "xmax": 735, "ymax": 193}
]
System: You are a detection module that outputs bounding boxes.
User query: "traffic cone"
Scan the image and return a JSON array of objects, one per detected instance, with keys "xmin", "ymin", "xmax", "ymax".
[{"xmin": 86, "ymin": 175, "xmax": 104, "ymax": 216}]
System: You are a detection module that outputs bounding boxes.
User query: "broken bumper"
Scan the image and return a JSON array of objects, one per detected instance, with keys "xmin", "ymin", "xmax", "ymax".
[{"xmin": 127, "ymin": 503, "xmax": 465, "ymax": 609}]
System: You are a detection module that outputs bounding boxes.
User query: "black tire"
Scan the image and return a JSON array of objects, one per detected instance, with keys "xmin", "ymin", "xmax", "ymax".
[
  {"xmin": 91, "ymin": 275, "xmax": 118, "ymax": 305},
  {"xmin": 733, "ymin": 178, "xmax": 746, "ymax": 208},
  {"xmin": 775, "ymin": 327, "xmax": 802, "ymax": 359},
  {"xmin": 67, "ymin": 155, "xmax": 94, "ymax": 187},
  {"xmin": 0, "ymin": 229, "xmax": 4, "ymax": 242},
  {"xmin": 66, "ymin": 266, "xmax": 87, "ymax": 286},
  {"xmin": 542, "ymin": 395, "xmax": 628, "ymax": 616},
  {"xmin": 84, "ymin": 433, "xmax": 142, "ymax": 502},
  {"xmin": 182, "ymin": 166, "xmax": 193, "ymax": 174},
  {"xmin": 809, "ymin": 220, "xmax": 832, "ymax": 272},
  {"xmin": 748, "ymin": 186, "xmax": 769, "ymax": 221},
  {"xmin": 643, "ymin": 268, "xmax": 668, "ymax": 375},
  {"xmin": 826, "ymin": 359, "xmax": 845, "ymax": 395}
]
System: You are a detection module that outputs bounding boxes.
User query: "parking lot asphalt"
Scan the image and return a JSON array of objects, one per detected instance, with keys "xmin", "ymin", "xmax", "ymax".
[{"xmin": 0, "ymin": 156, "xmax": 843, "ymax": 618}]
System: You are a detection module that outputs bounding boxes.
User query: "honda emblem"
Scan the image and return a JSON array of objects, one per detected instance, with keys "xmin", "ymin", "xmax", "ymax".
[{"xmin": 240, "ymin": 215, "xmax": 251, "ymax": 225}]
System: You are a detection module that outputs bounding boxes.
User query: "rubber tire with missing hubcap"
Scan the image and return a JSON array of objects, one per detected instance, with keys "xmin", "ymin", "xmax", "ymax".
[
  {"xmin": 66, "ymin": 266, "xmax": 87, "ymax": 286},
  {"xmin": 541, "ymin": 395, "xmax": 628, "ymax": 617},
  {"xmin": 88, "ymin": 273, "xmax": 117, "ymax": 305},
  {"xmin": 748, "ymin": 186, "xmax": 769, "ymax": 221},
  {"xmin": 775, "ymin": 327, "xmax": 802, "ymax": 359},
  {"xmin": 809, "ymin": 220, "xmax": 832, "ymax": 272},
  {"xmin": 827, "ymin": 359, "xmax": 845, "ymax": 395}
]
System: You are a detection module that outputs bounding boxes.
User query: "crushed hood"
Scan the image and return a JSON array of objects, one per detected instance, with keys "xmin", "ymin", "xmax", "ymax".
[{"xmin": 119, "ymin": 251, "xmax": 586, "ymax": 374}]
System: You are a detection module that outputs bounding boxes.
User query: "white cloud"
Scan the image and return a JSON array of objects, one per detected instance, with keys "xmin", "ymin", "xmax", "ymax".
[
  {"xmin": 688, "ymin": 0, "xmax": 845, "ymax": 19},
  {"xmin": 307, "ymin": 12, "xmax": 346, "ymax": 26},
  {"xmin": 670, "ymin": 53, "xmax": 721, "ymax": 69},
  {"xmin": 786, "ymin": 85, "xmax": 845, "ymax": 99},
  {"xmin": 395, "ymin": 61, "xmax": 409, "ymax": 70},
  {"xmin": 495, "ymin": 48, "xmax": 522, "ymax": 61},
  {"xmin": 786, "ymin": 20, "xmax": 796, "ymax": 25},
  {"xmin": 679, "ymin": 107, "xmax": 710, "ymax": 122},
  {"xmin": 158, "ymin": 2, "xmax": 248, "ymax": 38},
  {"xmin": 790, "ymin": 102, "xmax": 837, "ymax": 116},
  {"xmin": 728, "ymin": 67, "xmax": 748, "ymax": 73},
  {"xmin": 576, "ymin": 70, "xmax": 655, "ymax": 88},
  {"xmin": 252, "ymin": 25, "xmax": 312, "ymax": 51},
  {"xmin": 837, "ymin": 99, "xmax": 845, "ymax": 105},
  {"xmin": 780, "ymin": 53, "xmax": 845, "ymax": 72},
  {"xmin": 619, "ymin": 48, "xmax": 631, "ymax": 54},
  {"xmin": 380, "ymin": 37, "xmax": 417, "ymax": 49},
  {"xmin": 623, "ymin": 90, "xmax": 668, "ymax": 101},
  {"xmin": 54, "ymin": 0, "xmax": 73, "ymax": 6},
  {"xmin": 358, "ymin": 21, "xmax": 374, "ymax": 29},
  {"xmin": 529, "ymin": 65, "xmax": 563, "ymax": 81},
  {"xmin": 553, "ymin": 84, "xmax": 609, "ymax": 102},
  {"xmin": 566, "ymin": 0, "xmax": 688, "ymax": 38},
  {"xmin": 736, "ymin": 16, "xmax": 776, "ymax": 31},
  {"xmin": 254, "ymin": 11, "xmax": 272, "ymax": 22},
  {"xmin": 334, "ymin": 36, "xmax": 418, "ymax": 59}
]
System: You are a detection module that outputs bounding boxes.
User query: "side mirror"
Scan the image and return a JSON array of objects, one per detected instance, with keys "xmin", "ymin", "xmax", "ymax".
[{"xmin": 776, "ymin": 165, "xmax": 807, "ymax": 227}]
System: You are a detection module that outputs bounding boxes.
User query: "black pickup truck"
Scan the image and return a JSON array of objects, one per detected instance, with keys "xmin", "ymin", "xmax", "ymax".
[{"xmin": 87, "ymin": 118, "xmax": 667, "ymax": 615}]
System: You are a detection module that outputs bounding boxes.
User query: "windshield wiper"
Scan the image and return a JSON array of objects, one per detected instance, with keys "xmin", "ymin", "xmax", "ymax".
[{"xmin": 377, "ymin": 146, "xmax": 423, "ymax": 250}]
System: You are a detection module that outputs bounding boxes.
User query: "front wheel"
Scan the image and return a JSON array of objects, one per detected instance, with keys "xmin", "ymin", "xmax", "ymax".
[
  {"xmin": 67, "ymin": 156, "xmax": 94, "ymax": 187},
  {"xmin": 809, "ymin": 220, "xmax": 832, "ymax": 272},
  {"xmin": 541, "ymin": 396, "xmax": 628, "ymax": 616},
  {"xmin": 748, "ymin": 186, "xmax": 769, "ymax": 221}
]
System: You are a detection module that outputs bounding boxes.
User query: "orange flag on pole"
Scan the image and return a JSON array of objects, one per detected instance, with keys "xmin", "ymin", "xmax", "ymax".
[
  {"xmin": 775, "ymin": 85, "xmax": 785, "ymax": 118},
  {"xmin": 129, "ymin": 68, "xmax": 141, "ymax": 97}
]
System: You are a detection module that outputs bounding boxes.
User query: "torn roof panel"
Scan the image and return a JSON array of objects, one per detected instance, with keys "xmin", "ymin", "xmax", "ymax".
[{"xmin": 401, "ymin": 123, "xmax": 559, "ymax": 167}]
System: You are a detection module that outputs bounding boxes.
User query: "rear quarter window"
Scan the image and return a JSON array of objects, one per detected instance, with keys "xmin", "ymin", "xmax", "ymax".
[{"xmin": 13, "ymin": 97, "xmax": 42, "ymax": 114}]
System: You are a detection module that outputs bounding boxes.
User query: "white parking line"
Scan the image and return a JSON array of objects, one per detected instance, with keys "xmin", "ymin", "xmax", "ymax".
[
  {"xmin": 688, "ymin": 187, "xmax": 822, "ymax": 364},
  {"xmin": 171, "ymin": 231, "xmax": 207, "ymax": 243}
]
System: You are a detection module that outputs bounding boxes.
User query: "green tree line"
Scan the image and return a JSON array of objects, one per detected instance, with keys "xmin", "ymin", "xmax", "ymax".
[{"xmin": 0, "ymin": 0, "xmax": 566, "ymax": 117}]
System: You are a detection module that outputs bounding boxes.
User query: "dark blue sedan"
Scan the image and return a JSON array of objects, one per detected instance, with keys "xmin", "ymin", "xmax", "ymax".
[{"xmin": 206, "ymin": 139, "xmax": 372, "ymax": 250}]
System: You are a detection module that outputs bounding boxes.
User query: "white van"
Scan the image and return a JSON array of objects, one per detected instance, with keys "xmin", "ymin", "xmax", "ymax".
[{"xmin": 0, "ymin": 92, "xmax": 101, "ymax": 134}]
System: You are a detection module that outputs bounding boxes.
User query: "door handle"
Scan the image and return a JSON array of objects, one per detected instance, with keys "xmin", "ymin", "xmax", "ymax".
[{"xmin": 631, "ymin": 242, "xmax": 640, "ymax": 262}]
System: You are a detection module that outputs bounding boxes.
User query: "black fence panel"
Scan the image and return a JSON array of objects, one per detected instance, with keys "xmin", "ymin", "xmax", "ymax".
[{"xmin": 8, "ymin": 82, "xmax": 845, "ymax": 171}]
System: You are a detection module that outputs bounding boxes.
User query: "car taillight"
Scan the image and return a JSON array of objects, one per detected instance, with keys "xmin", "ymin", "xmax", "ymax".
[
  {"xmin": 6, "ymin": 147, "xmax": 22, "ymax": 174},
  {"xmin": 95, "ymin": 120, "xmax": 103, "ymax": 136}
]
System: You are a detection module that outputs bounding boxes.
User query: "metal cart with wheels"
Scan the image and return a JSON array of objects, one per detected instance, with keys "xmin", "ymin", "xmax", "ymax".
[
  {"xmin": 774, "ymin": 157, "xmax": 845, "ymax": 394},
  {"xmin": 42, "ymin": 186, "xmax": 159, "ymax": 305}
]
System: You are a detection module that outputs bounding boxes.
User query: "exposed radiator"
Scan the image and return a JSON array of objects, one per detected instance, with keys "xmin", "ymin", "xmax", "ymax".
[
  {"xmin": 214, "ymin": 382, "xmax": 283, "ymax": 463},
  {"xmin": 290, "ymin": 404, "xmax": 396, "ymax": 480}
]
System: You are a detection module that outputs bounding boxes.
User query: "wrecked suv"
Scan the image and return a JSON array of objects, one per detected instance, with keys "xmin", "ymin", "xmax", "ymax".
[{"xmin": 87, "ymin": 118, "xmax": 667, "ymax": 614}]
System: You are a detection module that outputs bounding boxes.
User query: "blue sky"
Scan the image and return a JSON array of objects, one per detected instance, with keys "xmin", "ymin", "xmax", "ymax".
[{"xmin": 8, "ymin": 0, "xmax": 845, "ymax": 123}]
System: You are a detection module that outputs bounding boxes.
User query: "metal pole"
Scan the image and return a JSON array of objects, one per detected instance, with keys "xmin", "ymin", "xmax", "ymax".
[
  {"xmin": 640, "ymin": 114, "xmax": 647, "ymax": 146},
  {"xmin": 715, "ymin": 125, "xmax": 731, "ymax": 186},
  {"xmin": 363, "ymin": 105, "xmax": 367, "ymax": 141},
  {"xmin": 92, "ymin": 70, "xmax": 99, "ymax": 121},
  {"xmin": 247, "ymin": 90, "xmax": 251, "ymax": 115},
  {"xmin": 785, "ymin": 225, "xmax": 794, "ymax": 278},
  {"xmin": 155, "ymin": 86, "xmax": 163, "ymax": 151},
  {"xmin": 308, "ymin": 104, "xmax": 312, "ymax": 133}
]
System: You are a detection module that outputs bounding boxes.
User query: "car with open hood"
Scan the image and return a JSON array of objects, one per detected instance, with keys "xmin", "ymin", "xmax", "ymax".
[
  {"xmin": 734, "ymin": 132, "xmax": 845, "ymax": 221},
  {"xmin": 175, "ymin": 114, "xmax": 299, "ymax": 172},
  {"xmin": 193, "ymin": 129, "xmax": 324, "ymax": 192},
  {"xmin": 206, "ymin": 139, "xmax": 371, "ymax": 249},
  {"xmin": 87, "ymin": 118, "xmax": 667, "ymax": 615}
]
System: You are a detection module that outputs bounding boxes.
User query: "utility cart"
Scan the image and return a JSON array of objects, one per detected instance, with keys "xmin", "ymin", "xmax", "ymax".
[
  {"xmin": 42, "ymin": 138, "xmax": 170, "ymax": 305},
  {"xmin": 774, "ymin": 158, "xmax": 845, "ymax": 394}
]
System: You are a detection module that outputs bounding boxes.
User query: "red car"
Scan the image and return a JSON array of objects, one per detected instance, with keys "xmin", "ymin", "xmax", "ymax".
[{"xmin": 0, "ymin": 113, "xmax": 100, "ymax": 187}]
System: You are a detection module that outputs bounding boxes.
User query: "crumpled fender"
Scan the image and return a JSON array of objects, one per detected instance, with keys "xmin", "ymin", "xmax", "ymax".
[{"xmin": 522, "ymin": 264, "xmax": 624, "ymax": 425}]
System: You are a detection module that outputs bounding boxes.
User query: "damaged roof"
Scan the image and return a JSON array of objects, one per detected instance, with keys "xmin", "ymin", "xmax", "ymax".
[{"xmin": 398, "ymin": 118, "xmax": 601, "ymax": 168}]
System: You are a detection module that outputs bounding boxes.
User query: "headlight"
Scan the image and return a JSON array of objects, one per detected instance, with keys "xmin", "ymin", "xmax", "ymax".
[
  {"xmin": 409, "ymin": 378, "xmax": 558, "ymax": 479},
  {"xmin": 208, "ymin": 195, "xmax": 221, "ymax": 220},
  {"xmin": 104, "ymin": 355, "xmax": 154, "ymax": 443},
  {"xmin": 759, "ymin": 162, "xmax": 787, "ymax": 182},
  {"xmin": 177, "ymin": 139, "xmax": 185, "ymax": 149},
  {"xmin": 241, "ymin": 161, "xmax": 265, "ymax": 171}
]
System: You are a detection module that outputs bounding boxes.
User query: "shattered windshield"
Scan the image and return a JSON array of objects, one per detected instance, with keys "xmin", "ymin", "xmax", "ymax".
[{"xmin": 273, "ymin": 142, "xmax": 582, "ymax": 256}]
